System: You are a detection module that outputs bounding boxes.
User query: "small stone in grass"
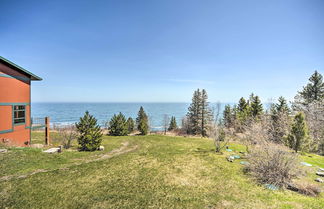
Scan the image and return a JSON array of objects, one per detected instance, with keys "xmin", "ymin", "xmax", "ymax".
[
  {"xmin": 315, "ymin": 178, "xmax": 323, "ymax": 183},
  {"xmin": 0, "ymin": 148, "xmax": 8, "ymax": 153},
  {"xmin": 98, "ymin": 145, "xmax": 105, "ymax": 151},
  {"xmin": 316, "ymin": 172, "xmax": 324, "ymax": 177}
]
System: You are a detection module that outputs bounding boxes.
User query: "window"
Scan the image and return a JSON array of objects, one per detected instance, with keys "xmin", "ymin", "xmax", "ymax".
[{"xmin": 14, "ymin": 105, "xmax": 25, "ymax": 124}]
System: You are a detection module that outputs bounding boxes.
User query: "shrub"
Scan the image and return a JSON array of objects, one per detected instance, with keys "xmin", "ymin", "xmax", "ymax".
[
  {"xmin": 75, "ymin": 111, "xmax": 103, "ymax": 151},
  {"xmin": 57, "ymin": 125, "xmax": 78, "ymax": 149},
  {"xmin": 246, "ymin": 143, "xmax": 300, "ymax": 188},
  {"xmin": 109, "ymin": 113, "xmax": 128, "ymax": 136},
  {"xmin": 288, "ymin": 181, "xmax": 322, "ymax": 196}
]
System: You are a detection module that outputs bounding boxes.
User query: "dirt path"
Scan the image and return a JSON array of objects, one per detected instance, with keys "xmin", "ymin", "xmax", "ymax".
[{"xmin": 0, "ymin": 142, "xmax": 138, "ymax": 182}]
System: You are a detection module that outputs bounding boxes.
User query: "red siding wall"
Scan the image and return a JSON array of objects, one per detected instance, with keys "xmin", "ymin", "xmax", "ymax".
[{"xmin": 0, "ymin": 62, "xmax": 31, "ymax": 146}]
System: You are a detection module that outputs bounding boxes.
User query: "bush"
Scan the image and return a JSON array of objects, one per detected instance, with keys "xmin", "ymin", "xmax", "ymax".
[
  {"xmin": 109, "ymin": 113, "xmax": 128, "ymax": 136},
  {"xmin": 75, "ymin": 111, "xmax": 103, "ymax": 151},
  {"xmin": 245, "ymin": 143, "xmax": 300, "ymax": 188},
  {"xmin": 57, "ymin": 125, "xmax": 78, "ymax": 149},
  {"xmin": 288, "ymin": 181, "xmax": 322, "ymax": 196}
]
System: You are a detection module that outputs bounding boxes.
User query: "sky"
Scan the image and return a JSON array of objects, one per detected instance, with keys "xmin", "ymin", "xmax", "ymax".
[{"xmin": 1, "ymin": 0, "xmax": 324, "ymax": 103}]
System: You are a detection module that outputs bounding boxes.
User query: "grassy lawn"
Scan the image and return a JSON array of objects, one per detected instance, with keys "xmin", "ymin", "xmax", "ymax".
[{"xmin": 1, "ymin": 133, "xmax": 324, "ymax": 209}]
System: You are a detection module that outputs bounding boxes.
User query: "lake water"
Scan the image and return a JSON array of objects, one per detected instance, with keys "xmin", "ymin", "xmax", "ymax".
[{"xmin": 31, "ymin": 103, "xmax": 227, "ymax": 130}]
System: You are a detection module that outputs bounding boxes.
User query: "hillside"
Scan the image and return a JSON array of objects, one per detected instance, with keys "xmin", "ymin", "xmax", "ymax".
[{"xmin": 1, "ymin": 134, "xmax": 324, "ymax": 209}]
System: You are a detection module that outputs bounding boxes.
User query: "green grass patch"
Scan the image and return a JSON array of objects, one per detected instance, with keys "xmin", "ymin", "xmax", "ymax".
[{"xmin": 1, "ymin": 134, "xmax": 323, "ymax": 209}]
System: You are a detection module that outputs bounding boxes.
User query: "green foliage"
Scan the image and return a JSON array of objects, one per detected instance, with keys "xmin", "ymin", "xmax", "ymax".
[
  {"xmin": 287, "ymin": 112, "xmax": 310, "ymax": 152},
  {"xmin": 298, "ymin": 71, "xmax": 324, "ymax": 104},
  {"xmin": 223, "ymin": 104, "xmax": 234, "ymax": 128},
  {"xmin": 236, "ymin": 97, "xmax": 250, "ymax": 124},
  {"xmin": 249, "ymin": 93, "xmax": 263, "ymax": 118},
  {"xmin": 168, "ymin": 116, "xmax": 178, "ymax": 131},
  {"xmin": 187, "ymin": 89, "xmax": 213, "ymax": 136},
  {"xmin": 136, "ymin": 106, "xmax": 149, "ymax": 135},
  {"xmin": 126, "ymin": 117, "xmax": 135, "ymax": 134},
  {"xmin": 269, "ymin": 96, "xmax": 290, "ymax": 143},
  {"xmin": 75, "ymin": 111, "xmax": 103, "ymax": 151},
  {"xmin": 109, "ymin": 112, "xmax": 128, "ymax": 136}
]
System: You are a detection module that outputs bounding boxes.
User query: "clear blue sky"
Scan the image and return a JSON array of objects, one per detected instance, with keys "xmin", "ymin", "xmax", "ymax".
[{"xmin": 1, "ymin": 0, "xmax": 323, "ymax": 103}]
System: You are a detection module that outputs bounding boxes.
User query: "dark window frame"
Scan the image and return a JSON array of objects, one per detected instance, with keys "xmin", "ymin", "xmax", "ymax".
[{"xmin": 13, "ymin": 105, "xmax": 26, "ymax": 125}]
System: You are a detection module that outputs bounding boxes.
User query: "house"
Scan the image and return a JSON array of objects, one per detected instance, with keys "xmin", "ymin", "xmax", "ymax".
[{"xmin": 0, "ymin": 56, "xmax": 42, "ymax": 146}]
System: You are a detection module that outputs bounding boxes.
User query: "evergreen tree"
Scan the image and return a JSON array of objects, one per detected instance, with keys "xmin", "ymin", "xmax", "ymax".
[
  {"xmin": 126, "ymin": 117, "xmax": 135, "ymax": 134},
  {"xmin": 287, "ymin": 112, "xmax": 310, "ymax": 152},
  {"xmin": 187, "ymin": 89, "xmax": 202, "ymax": 135},
  {"xmin": 223, "ymin": 105, "xmax": 233, "ymax": 128},
  {"xmin": 276, "ymin": 96, "xmax": 290, "ymax": 113},
  {"xmin": 270, "ymin": 96, "xmax": 290, "ymax": 143},
  {"xmin": 109, "ymin": 112, "xmax": 128, "ymax": 136},
  {"xmin": 75, "ymin": 111, "xmax": 103, "ymax": 151},
  {"xmin": 249, "ymin": 93, "xmax": 263, "ymax": 118},
  {"xmin": 236, "ymin": 97, "xmax": 249, "ymax": 124},
  {"xmin": 168, "ymin": 116, "xmax": 178, "ymax": 131},
  {"xmin": 201, "ymin": 89, "xmax": 213, "ymax": 136},
  {"xmin": 136, "ymin": 106, "xmax": 149, "ymax": 135},
  {"xmin": 298, "ymin": 71, "xmax": 324, "ymax": 104}
]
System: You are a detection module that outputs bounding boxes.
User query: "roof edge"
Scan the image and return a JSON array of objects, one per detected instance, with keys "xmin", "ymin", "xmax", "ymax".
[{"xmin": 0, "ymin": 56, "xmax": 42, "ymax": 81}]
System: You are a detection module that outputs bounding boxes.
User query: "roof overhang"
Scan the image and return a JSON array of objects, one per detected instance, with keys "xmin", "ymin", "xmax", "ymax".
[{"xmin": 0, "ymin": 56, "xmax": 42, "ymax": 81}]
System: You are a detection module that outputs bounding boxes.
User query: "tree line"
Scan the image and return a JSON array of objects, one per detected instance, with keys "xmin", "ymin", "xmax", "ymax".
[{"xmin": 182, "ymin": 71, "xmax": 324, "ymax": 155}]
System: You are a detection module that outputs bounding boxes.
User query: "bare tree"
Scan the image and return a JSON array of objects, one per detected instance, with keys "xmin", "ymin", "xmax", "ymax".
[
  {"xmin": 57, "ymin": 125, "xmax": 78, "ymax": 149},
  {"xmin": 162, "ymin": 114, "xmax": 170, "ymax": 135},
  {"xmin": 208, "ymin": 102, "xmax": 229, "ymax": 152}
]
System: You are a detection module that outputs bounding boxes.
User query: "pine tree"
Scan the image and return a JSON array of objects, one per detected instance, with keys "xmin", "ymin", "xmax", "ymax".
[
  {"xmin": 168, "ymin": 116, "xmax": 178, "ymax": 131},
  {"xmin": 276, "ymin": 96, "xmax": 290, "ymax": 113},
  {"xmin": 270, "ymin": 96, "xmax": 290, "ymax": 143},
  {"xmin": 298, "ymin": 71, "xmax": 324, "ymax": 104},
  {"xmin": 126, "ymin": 117, "xmax": 135, "ymax": 134},
  {"xmin": 223, "ymin": 105, "xmax": 233, "ymax": 128},
  {"xmin": 109, "ymin": 112, "xmax": 128, "ymax": 136},
  {"xmin": 136, "ymin": 106, "xmax": 149, "ymax": 135},
  {"xmin": 287, "ymin": 112, "xmax": 310, "ymax": 152},
  {"xmin": 201, "ymin": 89, "xmax": 213, "ymax": 136},
  {"xmin": 187, "ymin": 89, "xmax": 202, "ymax": 135},
  {"xmin": 236, "ymin": 97, "xmax": 249, "ymax": 124},
  {"xmin": 75, "ymin": 111, "xmax": 103, "ymax": 151},
  {"xmin": 249, "ymin": 93, "xmax": 263, "ymax": 118}
]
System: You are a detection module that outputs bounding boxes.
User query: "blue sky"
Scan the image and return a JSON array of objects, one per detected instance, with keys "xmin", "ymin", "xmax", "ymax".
[{"xmin": 1, "ymin": 0, "xmax": 323, "ymax": 103}]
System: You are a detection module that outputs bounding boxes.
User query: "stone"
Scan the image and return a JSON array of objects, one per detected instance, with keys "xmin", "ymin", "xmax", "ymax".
[
  {"xmin": 98, "ymin": 145, "xmax": 105, "ymax": 151},
  {"xmin": 315, "ymin": 178, "xmax": 323, "ymax": 183},
  {"xmin": 227, "ymin": 156, "xmax": 235, "ymax": 162},
  {"xmin": 318, "ymin": 168, "xmax": 324, "ymax": 172},
  {"xmin": 300, "ymin": 162, "xmax": 312, "ymax": 167},
  {"xmin": 43, "ymin": 148, "xmax": 60, "ymax": 154},
  {"xmin": 316, "ymin": 172, "xmax": 324, "ymax": 177},
  {"xmin": 0, "ymin": 148, "xmax": 8, "ymax": 153}
]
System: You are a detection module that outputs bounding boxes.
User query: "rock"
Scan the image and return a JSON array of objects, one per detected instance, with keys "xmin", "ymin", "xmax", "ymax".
[
  {"xmin": 227, "ymin": 156, "xmax": 235, "ymax": 162},
  {"xmin": 316, "ymin": 172, "xmax": 324, "ymax": 177},
  {"xmin": 315, "ymin": 178, "xmax": 323, "ymax": 183},
  {"xmin": 318, "ymin": 168, "xmax": 324, "ymax": 172},
  {"xmin": 265, "ymin": 184, "xmax": 279, "ymax": 190},
  {"xmin": 30, "ymin": 144, "xmax": 44, "ymax": 148},
  {"xmin": 300, "ymin": 162, "xmax": 312, "ymax": 167},
  {"xmin": 233, "ymin": 155, "xmax": 241, "ymax": 159},
  {"xmin": 226, "ymin": 149, "xmax": 233, "ymax": 152},
  {"xmin": 98, "ymin": 145, "xmax": 105, "ymax": 151},
  {"xmin": 240, "ymin": 161, "xmax": 249, "ymax": 165},
  {"xmin": 0, "ymin": 148, "xmax": 8, "ymax": 153},
  {"xmin": 43, "ymin": 148, "xmax": 60, "ymax": 154}
]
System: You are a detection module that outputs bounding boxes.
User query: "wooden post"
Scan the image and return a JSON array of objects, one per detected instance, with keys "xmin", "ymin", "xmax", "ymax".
[{"xmin": 45, "ymin": 117, "xmax": 50, "ymax": 145}]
